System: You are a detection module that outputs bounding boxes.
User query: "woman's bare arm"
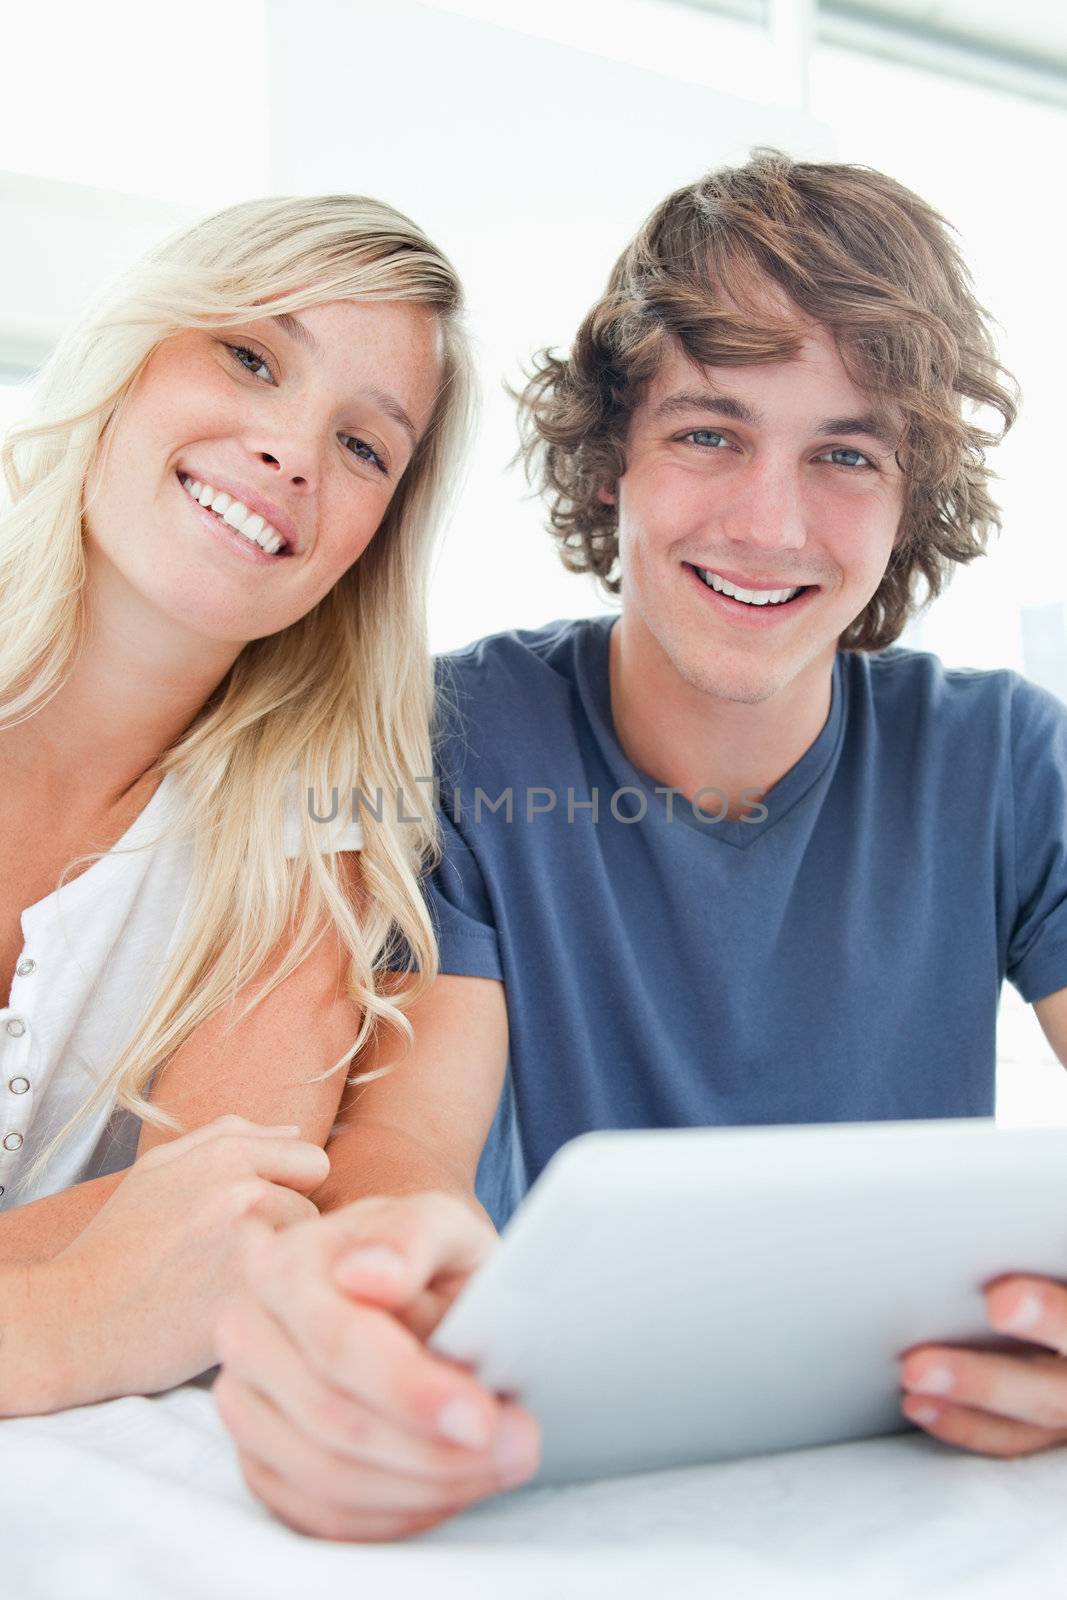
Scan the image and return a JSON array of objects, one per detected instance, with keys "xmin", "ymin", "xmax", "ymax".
[{"xmin": 0, "ymin": 855, "xmax": 365, "ymax": 1266}]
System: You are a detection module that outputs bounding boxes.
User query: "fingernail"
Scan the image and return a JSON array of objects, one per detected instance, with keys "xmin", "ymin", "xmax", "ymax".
[
  {"xmin": 906, "ymin": 1364, "xmax": 955, "ymax": 1397},
  {"xmin": 903, "ymin": 1398, "xmax": 942, "ymax": 1427},
  {"xmin": 437, "ymin": 1398, "xmax": 492, "ymax": 1450},
  {"xmin": 493, "ymin": 1413, "xmax": 538, "ymax": 1487},
  {"xmin": 334, "ymin": 1245, "xmax": 407, "ymax": 1286},
  {"xmin": 1000, "ymin": 1290, "xmax": 1044, "ymax": 1334}
]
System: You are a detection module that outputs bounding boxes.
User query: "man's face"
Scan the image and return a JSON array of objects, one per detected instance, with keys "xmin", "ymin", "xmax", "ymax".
[{"xmin": 608, "ymin": 322, "xmax": 907, "ymax": 706}]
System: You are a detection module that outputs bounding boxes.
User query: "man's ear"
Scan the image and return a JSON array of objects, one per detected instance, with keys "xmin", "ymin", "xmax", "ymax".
[{"xmin": 596, "ymin": 484, "xmax": 617, "ymax": 506}]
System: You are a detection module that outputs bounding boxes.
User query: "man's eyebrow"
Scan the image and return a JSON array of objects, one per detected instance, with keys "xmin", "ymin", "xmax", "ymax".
[
  {"xmin": 816, "ymin": 414, "xmax": 900, "ymax": 451},
  {"xmin": 654, "ymin": 392, "xmax": 764, "ymax": 427},
  {"xmin": 653, "ymin": 391, "xmax": 899, "ymax": 450},
  {"xmin": 268, "ymin": 314, "xmax": 418, "ymax": 446}
]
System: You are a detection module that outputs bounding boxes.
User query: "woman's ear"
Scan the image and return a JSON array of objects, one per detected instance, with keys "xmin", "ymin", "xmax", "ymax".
[{"xmin": 596, "ymin": 484, "xmax": 617, "ymax": 506}]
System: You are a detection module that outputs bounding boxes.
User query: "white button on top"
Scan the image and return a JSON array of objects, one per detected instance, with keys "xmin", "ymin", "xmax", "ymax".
[
  {"xmin": 8, "ymin": 1077, "xmax": 29, "ymax": 1095},
  {"xmin": 3, "ymin": 1132, "xmax": 23, "ymax": 1151},
  {"xmin": 15, "ymin": 958, "xmax": 35, "ymax": 977},
  {"xmin": 5, "ymin": 1019, "xmax": 26, "ymax": 1038}
]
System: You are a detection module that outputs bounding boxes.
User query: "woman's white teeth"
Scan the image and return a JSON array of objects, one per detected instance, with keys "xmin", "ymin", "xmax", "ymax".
[
  {"xmin": 698, "ymin": 568, "xmax": 800, "ymax": 606},
  {"xmin": 179, "ymin": 475, "xmax": 285, "ymax": 555}
]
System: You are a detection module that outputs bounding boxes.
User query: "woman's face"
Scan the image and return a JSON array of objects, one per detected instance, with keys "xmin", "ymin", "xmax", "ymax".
[{"xmin": 83, "ymin": 298, "xmax": 443, "ymax": 645}]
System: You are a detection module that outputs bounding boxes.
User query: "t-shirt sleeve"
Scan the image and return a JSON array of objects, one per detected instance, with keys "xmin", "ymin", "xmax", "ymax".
[
  {"xmin": 1006, "ymin": 675, "xmax": 1067, "ymax": 1002},
  {"xmin": 422, "ymin": 807, "xmax": 503, "ymax": 980}
]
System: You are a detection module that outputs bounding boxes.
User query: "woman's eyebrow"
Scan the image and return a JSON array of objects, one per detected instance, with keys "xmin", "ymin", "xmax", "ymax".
[
  {"xmin": 270, "ymin": 311, "xmax": 318, "ymax": 352},
  {"xmin": 364, "ymin": 387, "xmax": 418, "ymax": 446},
  {"xmin": 267, "ymin": 313, "xmax": 417, "ymax": 445}
]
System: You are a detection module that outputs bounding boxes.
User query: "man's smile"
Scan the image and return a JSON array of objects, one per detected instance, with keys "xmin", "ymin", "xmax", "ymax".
[{"xmin": 683, "ymin": 561, "xmax": 819, "ymax": 623}]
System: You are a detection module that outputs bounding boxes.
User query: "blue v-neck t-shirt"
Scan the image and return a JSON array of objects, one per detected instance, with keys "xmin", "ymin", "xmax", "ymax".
[{"xmin": 419, "ymin": 615, "xmax": 1067, "ymax": 1227}]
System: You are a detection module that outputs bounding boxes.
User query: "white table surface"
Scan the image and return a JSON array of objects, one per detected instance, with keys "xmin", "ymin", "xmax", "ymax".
[{"xmin": 3, "ymin": 1375, "xmax": 1066, "ymax": 1600}]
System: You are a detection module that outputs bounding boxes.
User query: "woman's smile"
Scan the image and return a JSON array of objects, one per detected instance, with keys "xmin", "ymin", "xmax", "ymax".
[{"xmin": 177, "ymin": 471, "xmax": 296, "ymax": 564}]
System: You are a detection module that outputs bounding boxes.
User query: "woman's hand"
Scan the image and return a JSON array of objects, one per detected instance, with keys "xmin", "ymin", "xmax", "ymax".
[
  {"xmin": 213, "ymin": 1193, "xmax": 541, "ymax": 1542},
  {"xmin": 4, "ymin": 1114, "xmax": 329, "ymax": 1416},
  {"xmin": 901, "ymin": 1275, "xmax": 1067, "ymax": 1455}
]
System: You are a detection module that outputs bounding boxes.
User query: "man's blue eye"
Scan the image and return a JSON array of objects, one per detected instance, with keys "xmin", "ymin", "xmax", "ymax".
[
  {"xmin": 826, "ymin": 447, "xmax": 872, "ymax": 469},
  {"xmin": 686, "ymin": 430, "xmax": 728, "ymax": 448}
]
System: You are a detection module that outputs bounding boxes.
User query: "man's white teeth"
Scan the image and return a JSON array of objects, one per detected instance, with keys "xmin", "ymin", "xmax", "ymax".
[
  {"xmin": 697, "ymin": 568, "xmax": 801, "ymax": 606},
  {"xmin": 179, "ymin": 475, "xmax": 286, "ymax": 555}
]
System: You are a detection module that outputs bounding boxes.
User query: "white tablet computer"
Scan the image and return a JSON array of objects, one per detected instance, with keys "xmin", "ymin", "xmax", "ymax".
[{"xmin": 430, "ymin": 1119, "xmax": 1067, "ymax": 1486}]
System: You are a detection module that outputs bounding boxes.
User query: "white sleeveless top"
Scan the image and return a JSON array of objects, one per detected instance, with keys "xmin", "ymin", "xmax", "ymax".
[{"xmin": 0, "ymin": 772, "xmax": 363, "ymax": 1209}]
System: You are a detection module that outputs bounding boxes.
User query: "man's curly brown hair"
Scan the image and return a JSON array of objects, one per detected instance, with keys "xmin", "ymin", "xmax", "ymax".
[{"xmin": 517, "ymin": 148, "xmax": 1019, "ymax": 651}]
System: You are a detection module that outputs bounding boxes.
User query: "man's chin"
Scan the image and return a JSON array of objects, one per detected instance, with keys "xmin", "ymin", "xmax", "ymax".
[{"xmin": 681, "ymin": 663, "xmax": 786, "ymax": 706}]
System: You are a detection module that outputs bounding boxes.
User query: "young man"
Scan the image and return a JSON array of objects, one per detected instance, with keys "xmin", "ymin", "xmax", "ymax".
[{"xmin": 213, "ymin": 152, "xmax": 1067, "ymax": 1543}]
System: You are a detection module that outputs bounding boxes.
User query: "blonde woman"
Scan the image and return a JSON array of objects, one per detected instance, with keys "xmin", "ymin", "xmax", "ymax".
[{"xmin": 0, "ymin": 194, "xmax": 473, "ymax": 1415}]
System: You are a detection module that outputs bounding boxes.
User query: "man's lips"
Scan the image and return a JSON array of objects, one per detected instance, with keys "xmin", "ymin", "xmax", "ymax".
[
  {"xmin": 688, "ymin": 561, "xmax": 818, "ymax": 592},
  {"xmin": 683, "ymin": 561, "xmax": 819, "ymax": 623}
]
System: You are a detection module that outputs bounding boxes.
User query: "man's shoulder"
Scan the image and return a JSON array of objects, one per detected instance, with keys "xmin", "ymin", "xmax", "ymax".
[
  {"xmin": 434, "ymin": 614, "xmax": 607, "ymax": 722},
  {"xmin": 849, "ymin": 644, "xmax": 1067, "ymax": 756},
  {"xmin": 430, "ymin": 614, "xmax": 613, "ymax": 781},
  {"xmin": 850, "ymin": 644, "xmax": 1019, "ymax": 719},
  {"xmin": 436, "ymin": 614, "xmax": 610, "ymax": 687}
]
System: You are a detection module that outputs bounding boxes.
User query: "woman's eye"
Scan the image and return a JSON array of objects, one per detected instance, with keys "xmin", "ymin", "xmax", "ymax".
[
  {"xmin": 684, "ymin": 429, "xmax": 730, "ymax": 449},
  {"xmin": 823, "ymin": 446, "xmax": 874, "ymax": 470},
  {"xmin": 227, "ymin": 344, "xmax": 274, "ymax": 383},
  {"xmin": 342, "ymin": 434, "xmax": 387, "ymax": 474}
]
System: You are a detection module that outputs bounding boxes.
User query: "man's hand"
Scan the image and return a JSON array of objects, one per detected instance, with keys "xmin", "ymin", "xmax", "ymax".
[
  {"xmin": 213, "ymin": 1193, "xmax": 541, "ymax": 1542},
  {"xmin": 900, "ymin": 1274, "xmax": 1067, "ymax": 1455}
]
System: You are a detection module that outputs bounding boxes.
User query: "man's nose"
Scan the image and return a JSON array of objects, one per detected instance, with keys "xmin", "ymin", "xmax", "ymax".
[{"xmin": 718, "ymin": 462, "xmax": 807, "ymax": 553}]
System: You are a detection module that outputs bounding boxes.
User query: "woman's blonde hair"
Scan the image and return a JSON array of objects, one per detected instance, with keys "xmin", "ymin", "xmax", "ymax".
[{"xmin": 1, "ymin": 193, "xmax": 474, "ymax": 1187}]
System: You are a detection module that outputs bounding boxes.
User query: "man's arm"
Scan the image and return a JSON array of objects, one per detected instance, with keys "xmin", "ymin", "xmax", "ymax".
[
  {"xmin": 1032, "ymin": 984, "xmax": 1067, "ymax": 1065},
  {"xmin": 897, "ymin": 980, "xmax": 1067, "ymax": 1456},
  {"xmin": 313, "ymin": 971, "xmax": 508, "ymax": 1218},
  {"xmin": 0, "ymin": 855, "xmax": 366, "ymax": 1266},
  {"xmin": 213, "ymin": 970, "xmax": 536, "ymax": 1542}
]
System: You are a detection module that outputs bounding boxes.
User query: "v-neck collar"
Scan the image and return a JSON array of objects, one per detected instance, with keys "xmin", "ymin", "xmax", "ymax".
[{"xmin": 575, "ymin": 615, "xmax": 847, "ymax": 851}]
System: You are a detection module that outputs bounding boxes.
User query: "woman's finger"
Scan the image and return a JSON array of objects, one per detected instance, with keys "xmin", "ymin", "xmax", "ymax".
[{"xmin": 136, "ymin": 1115, "xmax": 303, "ymax": 1169}]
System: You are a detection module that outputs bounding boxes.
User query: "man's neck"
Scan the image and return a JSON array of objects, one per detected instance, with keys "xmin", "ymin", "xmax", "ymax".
[{"xmin": 608, "ymin": 613, "xmax": 835, "ymax": 821}]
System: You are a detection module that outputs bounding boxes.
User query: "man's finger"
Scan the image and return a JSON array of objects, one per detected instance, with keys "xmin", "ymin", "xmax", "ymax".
[
  {"xmin": 901, "ymin": 1345, "xmax": 1067, "ymax": 1432},
  {"xmin": 901, "ymin": 1392, "xmax": 1067, "ymax": 1458},
  {"xmin": 985, "ymin": 1276, "xmax": 1067, "ymax": 1357},
  {"xmin": 236, "ymin": 1451, "xmax": 457, "ymax": 1544},
  {"xmin": 216, "ymin": 1291, "xmax": 537, "ymax": 1485},
  {"xmin": 326, "ymin": 1192, "xmax": 497, "ymax": 1309},
  {"xmin": 215, "ymin": 1370, "xmax": 508, "ymax": 1514},
  {"xmin": 243, "ymin": 1247, "xmax": 505, "ymax": 1450}
]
